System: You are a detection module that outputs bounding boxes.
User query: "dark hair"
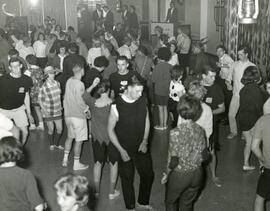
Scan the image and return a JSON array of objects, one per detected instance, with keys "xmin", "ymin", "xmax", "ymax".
[
  {"xmin": 171, "ymin": 65, "xmax": 184, "ymax": 80},
  {"xmin": 127, "ymin": 75, "xmax": 143, "ymax": 87},
  {"xmin": 8, "ymin": 48, "xmax": 19, "ymax": 56},
  {"xmin": 117, "ymin": 55, "xmax": 129, "ymax": 63},
  {"xmin": 37, "ymin": 32, "xmax": 45, "ymax": 40},
  {"xmin": 71, "ymin": 57, "xmax": 85, "ymax": 73},
  {"xmin": 216, "ymin": 44, "xmax": 226, "ymax": 52},
  {"xmin": 59, "ymin": 31, "xmax": 66, "ymax": 38},
  {"xmin": 92, "ymin": 79, "xmax": 110, "ymax": 99},
  {"xmin": 130, "ymin": 5, "xmax": 136, "ymax": 11},
  {"xmin": 68, "ymin": 43, "xmax": 79, "ymax": 54},
  {"xmin": 26, "ymin": 54, "xmax": 38, "ymax": 65},
  {"xmin": 9, "ymin": 57, "xmax": 22, "ymax": 66},
  {"xmin": 241, "ymin": 66, "xmax": 261, "ymax": 85},
  {"xmin": 56, "ymin": 42, "xmax": 67, "ymax": 54},
  {"xmin": 177, "ymin": 94, "xmax": 202, "ymax": 121},
  {"xmin": 0, "ymin": 136, "xmax": 23, "ymax": 165},
  {"xmin": 159, "ymin": 34, "xmax": 169, "ymax": 45},
  {"xmin": 155, "ymin": 25, "xmax": 163, "ymax": 34},
  {"xmin": 123, "ymin": 36, "xmax": 131, "ymax": 44},
  {"xmin": 169, "ymin": 41, "xmax": 178, "ymax": 51},
  {"xmin": 94, "ymin": 56, "xmax": 109, "ymax": 68},
  {"xmin": 238, "ymin": 45, "xmax": 250, "ymax": 56},
  {"xmin": 201, "ymin": 65, "xmax": 216, "ymax": 76},
  {"xmin": 157, "ymin": 47, "xmax": 171, "ymax": 62},
  {"xmin": 68, "ymin": 26, "xmax": 74, "ymax": 31},
  {"xmin": 138, "ymin": 45, "xmax": 148, "ymax": 56}
]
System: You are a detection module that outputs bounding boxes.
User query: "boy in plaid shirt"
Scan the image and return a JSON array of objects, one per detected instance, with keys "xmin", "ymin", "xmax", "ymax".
[{"xmin": 38, "ymin": 66, "xmax": 63, "ymax": 150}]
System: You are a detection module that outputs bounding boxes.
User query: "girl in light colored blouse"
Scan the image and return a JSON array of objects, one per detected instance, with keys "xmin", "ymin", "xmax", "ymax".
[
  {"xmin": 168, "ymin": 42, "xmax": 179, "ymax": 66},
  {"xmin": 33, "ymin": 33, "xmax": 48, "ymax": 68}
]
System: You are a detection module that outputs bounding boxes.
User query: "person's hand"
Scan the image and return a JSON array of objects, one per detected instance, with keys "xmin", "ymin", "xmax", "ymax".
[
  {"xmin": 138, "ymin": 140, "xmax": 148, "ymax": 153},
  {"xmin": 92, "ymin": 77, "xmax": 100, "ymax": 87},
  {"xmin": 120, "ymin": 148, "xmax": 130, "ymax": 162},
  {"xmin": 41, "ymin": 108, "xmax": 49, "ymax": 117},
  {"xmin": 27, "ymin": 113, "xmax": 34, "ymax": 124},
  {"xmin": 161, "ymin": 172, "xmax": 168, "ymax": 185},
  {"xmin": 216, "ymin": 62, "xmax": 222, "ymax": 67},
  {"xmin": 85, "ymin": 110, "xmax": 91, "ymax": 119},
  {"xmin": 225, "ymin": 81, "xmax": 233, "ymax": 91}
]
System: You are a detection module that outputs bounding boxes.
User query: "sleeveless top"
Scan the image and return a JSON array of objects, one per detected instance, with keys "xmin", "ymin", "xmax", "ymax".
[{"xmin": 114, "ymin": 95, "xmax": 147, "ymax": 153}]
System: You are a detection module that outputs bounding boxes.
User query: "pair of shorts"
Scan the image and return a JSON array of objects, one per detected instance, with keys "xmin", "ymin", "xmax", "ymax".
[
  {"xmin": 65, "ymin": 117, "xmax": 88, "ymax": 142},
  {"xmin": 0, "ymin": 106, "xmax": 28, "ymax": 127},
  {"xmin": 256, "ymin": 168, "xmax": 270, "ymax": 199},
  {"xmin": 154, "ymin": 94, "xmax": 169, "ymax": 106},
  {"xmin": 92, "ymin": 140, "xmax": 120, "ymax": 164}
]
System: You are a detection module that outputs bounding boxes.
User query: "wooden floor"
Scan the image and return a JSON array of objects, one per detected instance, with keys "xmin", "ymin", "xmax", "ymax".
[{"xmin": 21, "ymin": 119, "xmax": 268, "ymax": 211}]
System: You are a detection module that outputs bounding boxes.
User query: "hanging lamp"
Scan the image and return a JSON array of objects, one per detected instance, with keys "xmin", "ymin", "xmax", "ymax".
[{"xmin": 238, "ymin": 0, "xmax": 259, "ymax": 24}]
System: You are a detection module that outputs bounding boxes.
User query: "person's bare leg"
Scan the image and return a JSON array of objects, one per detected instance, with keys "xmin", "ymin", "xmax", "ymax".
[
  {"xmin": 62, "ymin": 137, "xmax": 73, "ymax": 166},
  {"xmin": 20, "ymin": 126, "xmax": 28, "ymax": 145},
  {"xmin": 109, "ymin": 162, "xmax": 118, "ymax": 194},
  {"xmin": 209, "ymin": 149, "xmax": 221, "ymax": 187},
  {"xmin": 157, "ymin": 105, "xmax": 163, "ymax": 127},
  {"xmin": 243, "ymin": 131, "xmax": 252, "ymax": 167},
  {"xmin": 254, "ymin": 195, "xmax": 265, "ymax": 211},
  {"xmin": 163, "ymin": 106, "xmax": 168, "ymax": 128},
  {"xmin": 34, "ymin": 106, "xmax": 44, "ymax": 129},
  {"xmin": 93, "ymin": 161, "xmax": 102, "ymax": 194}
]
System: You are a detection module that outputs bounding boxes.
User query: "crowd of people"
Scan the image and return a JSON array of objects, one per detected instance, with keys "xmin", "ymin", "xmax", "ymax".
[{"xmin": 0, "ymin": 2, "xmax": 270, "ymax": 211}]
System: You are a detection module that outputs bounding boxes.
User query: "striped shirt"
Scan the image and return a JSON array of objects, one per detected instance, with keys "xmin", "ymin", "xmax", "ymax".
[{"xmin": 38, "ymin": 79, "xmax": 62, "ymax": 118}]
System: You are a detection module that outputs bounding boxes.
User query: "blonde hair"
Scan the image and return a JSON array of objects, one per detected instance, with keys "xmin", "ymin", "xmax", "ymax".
[{"xmin": 54, "ymin": 173, "xmax": 89, "ymax": 207}]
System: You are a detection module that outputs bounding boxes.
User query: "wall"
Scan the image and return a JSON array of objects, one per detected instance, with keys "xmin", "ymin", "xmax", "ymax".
[
  {"xmin": 149, "ymin": 0, "xmax": 158, "ymax": 22},
  {"xmin": 0, "ymin": 0, "xmax": 20, "ymax": 27},
  {"xmin": 184, "ymin": 0, "xmax": 200, "ymax": 40},
  {"xmin": 200, "ymin": 0, "xmax": 208, "ymax": 40},
  {"xmin": 66, "ymin": 0, "xmax": 78, "ymax": 31},
  {"xmin": 206, "ymin": 0, "xmax": 221, "ymax": 54}
]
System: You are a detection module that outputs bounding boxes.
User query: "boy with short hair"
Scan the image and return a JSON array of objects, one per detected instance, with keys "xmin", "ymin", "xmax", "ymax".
[{"xmin": 62, "ymin": 58, "xmax": 90, "ymax": 171}]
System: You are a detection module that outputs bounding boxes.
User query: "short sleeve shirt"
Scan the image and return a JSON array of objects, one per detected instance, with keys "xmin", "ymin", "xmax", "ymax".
[
  {"xmin": 109, "ymin": 70, "xmax": 137, "ymax": 97},
  {"xmin": 0, "ymin": 74, "xmax": 33, "ymax": 110},
  {"xmin": 204, "ymin": 84, "xmax": 224, "ymax": 111}
]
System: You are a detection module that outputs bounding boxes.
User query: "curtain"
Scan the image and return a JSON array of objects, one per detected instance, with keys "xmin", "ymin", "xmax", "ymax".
[
  {"xmin": 224, "ymin": 0, "xmax": 239, "ymax": 60},
  {"xmin": 238, "ymin": 0, "xmax": 270, "ymax": 77},
  {"xmin": 43, "ymin": 0, "xmax": 66, "ymax": 29}
]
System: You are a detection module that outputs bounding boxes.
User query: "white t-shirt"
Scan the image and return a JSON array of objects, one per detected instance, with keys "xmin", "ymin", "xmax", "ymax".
[
  {"xmin": 0, "ymin": 113, "xmax": 13, "ymax": 139},
  {"xmin": 177, "ymin": 102, "xmax": 213, "ymax": 140}
]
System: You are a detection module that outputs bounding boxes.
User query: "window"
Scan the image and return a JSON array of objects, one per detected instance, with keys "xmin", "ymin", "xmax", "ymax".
[{"xmin": 78, "ymin": 0, "xmax": 107, "ymax": 9}]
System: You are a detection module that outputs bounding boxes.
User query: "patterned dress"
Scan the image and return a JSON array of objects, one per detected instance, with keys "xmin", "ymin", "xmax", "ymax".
[{"xmin": 25, "ymin": 66, "xmax": 44, "ymax": 105}]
